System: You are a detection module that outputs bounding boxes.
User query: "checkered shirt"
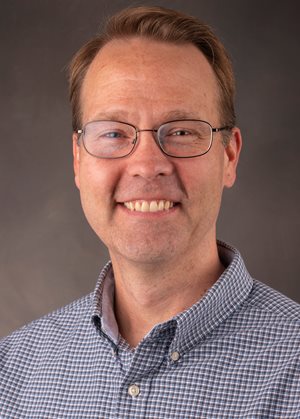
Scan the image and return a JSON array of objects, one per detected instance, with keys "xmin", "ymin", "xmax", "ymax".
[{"xmin": 1, "ymin": 241, "xmax": 300, "ymax": 418}]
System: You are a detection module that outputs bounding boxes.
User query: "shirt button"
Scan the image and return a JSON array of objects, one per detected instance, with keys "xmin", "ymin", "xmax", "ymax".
[
  {"xmin": 128, "ymin": 384, "xmax": 140, "ymax": 397},
  {"xmin": 170, "ymin": 351, "xmax": 180, "ymax": 362}
]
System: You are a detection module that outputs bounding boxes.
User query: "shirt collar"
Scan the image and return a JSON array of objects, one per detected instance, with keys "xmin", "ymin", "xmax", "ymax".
[
  {"xmin": 92, "ymin": 262, "xmax": 119, "ymax": 344},
  {"xmin": 92, "ymin": 241, "xmax": 253, "ymax": 351},
  {"xmin": 170, "ymin": 241, "xmax": 253, "ymax": 353}
]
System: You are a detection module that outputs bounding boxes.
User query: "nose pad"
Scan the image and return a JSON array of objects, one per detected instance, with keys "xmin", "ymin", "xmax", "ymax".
[
  {"xmin": 127, "ymin": 130, "xmax": 173, "ymax": 178},
  {"xmin": 135, "ymin": 130, "xmax": 164, "ymax": 155}
]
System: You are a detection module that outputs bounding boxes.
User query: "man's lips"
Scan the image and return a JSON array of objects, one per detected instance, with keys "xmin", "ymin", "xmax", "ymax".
[{"xmin": 121, "ymin": 199, "xmax": 176, "ymax": 213}]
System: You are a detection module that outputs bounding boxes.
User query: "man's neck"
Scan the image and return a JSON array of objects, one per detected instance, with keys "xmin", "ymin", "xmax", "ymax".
[{"xmin": 111, "ymin": 241, "xmax": 224, "ymax": 348}]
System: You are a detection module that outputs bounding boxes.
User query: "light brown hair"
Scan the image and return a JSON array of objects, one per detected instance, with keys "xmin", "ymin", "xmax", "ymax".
[{"xmin": 68, "ymin": 6, "xmax": 236, "ymax": 134}]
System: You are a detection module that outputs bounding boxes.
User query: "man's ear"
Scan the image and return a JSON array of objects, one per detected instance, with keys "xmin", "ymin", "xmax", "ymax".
[
  {"xmin": 72, "ymin": 133, "xmax": 80, "ymax": 189},
  {"xmin": 223, "ymin": 127, "xmax": 242, "ymax": 188}
]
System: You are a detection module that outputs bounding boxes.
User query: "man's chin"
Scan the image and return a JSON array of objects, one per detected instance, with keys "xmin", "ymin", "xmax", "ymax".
[{"xmin": 110, "ymin": 242, "xmax": 178, "ymax": 268}]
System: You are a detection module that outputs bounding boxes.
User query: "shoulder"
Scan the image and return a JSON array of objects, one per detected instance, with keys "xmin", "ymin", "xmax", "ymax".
[
  {"xmin": 247, "ymin": 279, "xmax": 300, "ymax": 322},
  {"xmin": 234, "ymin": 279, "xmax": 300, "ymax": 349},
  {"xmin": 0, "ymin": 293, "xmax": 94, "ymax": 365}
]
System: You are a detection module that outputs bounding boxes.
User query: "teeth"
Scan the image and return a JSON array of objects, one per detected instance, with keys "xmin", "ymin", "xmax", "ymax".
[
  {"xmin": 124, "ymin": 200, "xmax": 175, "ymax": 212},
  {"xmin": 141, "ymin": 201, "xmax": 149, "ymax": 212},
  {"xmin": 158, "ymin": 200, "xmax": 164, "ymax": 211}
]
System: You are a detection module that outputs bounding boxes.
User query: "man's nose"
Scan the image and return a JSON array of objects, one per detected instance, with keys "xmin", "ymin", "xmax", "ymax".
[{"xmin": 126, "ymin": 130, "xmax": 174, "ymax": 179}]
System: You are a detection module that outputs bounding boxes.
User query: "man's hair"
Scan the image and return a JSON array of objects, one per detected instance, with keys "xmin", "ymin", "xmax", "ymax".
[{"xmin": 68, "ymin": 6, "xmax": 236, "ymax": 134}]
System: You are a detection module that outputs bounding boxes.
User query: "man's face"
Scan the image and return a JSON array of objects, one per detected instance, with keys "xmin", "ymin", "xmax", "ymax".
[{"xmin": 73, "ymin": 38, "xmax": 241, "ymax": 267}]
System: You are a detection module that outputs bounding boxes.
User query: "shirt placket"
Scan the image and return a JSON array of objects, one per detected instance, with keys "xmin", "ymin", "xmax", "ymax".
[{"xmin": 113, "ymin": 326, "xmax": 176, "ymax": 418}]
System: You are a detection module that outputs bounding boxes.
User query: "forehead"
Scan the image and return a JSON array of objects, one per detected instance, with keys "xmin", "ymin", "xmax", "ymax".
[{"xmin": 80, "ymin": 37, "xmax": 220, "ymax": 124}]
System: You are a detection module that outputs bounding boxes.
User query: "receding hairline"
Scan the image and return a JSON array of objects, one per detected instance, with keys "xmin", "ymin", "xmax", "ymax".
[
  {"xmin": 68, "ymin": 6, "xmax": 236, "ymax": 136},
  {"xmin": 78, "ymin": 35, "xmax": 224, "ymax": 128}
]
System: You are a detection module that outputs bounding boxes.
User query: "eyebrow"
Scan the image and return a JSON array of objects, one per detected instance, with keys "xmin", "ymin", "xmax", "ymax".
[
  {"xmin": 89, "ymin": 109, "xmax": 202, "ymax": 125},
  {"xmin": 161, "ymin": 110, "xmax": 201, "ymax": 121},
  {"xmin": 91, "ymin": 110, "xmax": 130, "ymax": 122}
]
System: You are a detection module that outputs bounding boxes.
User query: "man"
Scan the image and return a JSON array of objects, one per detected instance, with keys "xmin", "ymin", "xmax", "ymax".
[{"xmin": 0, "ymin": 6, "xmax": 299, "ymax": 418}]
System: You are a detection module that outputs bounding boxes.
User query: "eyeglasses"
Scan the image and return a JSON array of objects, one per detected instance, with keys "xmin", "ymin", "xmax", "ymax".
[{"xmin": 76, "ymin": 119, "xmax": 231, "ymax": 159}]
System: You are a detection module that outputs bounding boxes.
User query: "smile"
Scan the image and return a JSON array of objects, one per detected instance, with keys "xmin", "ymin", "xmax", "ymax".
[{"xmin": 123, "ymin": 200, "xmax": 174, "ymax": 212}]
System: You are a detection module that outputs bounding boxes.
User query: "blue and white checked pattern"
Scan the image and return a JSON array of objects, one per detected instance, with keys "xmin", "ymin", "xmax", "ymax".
[{"xmin": 0, "ymin": 241, "xmax": 299, "ymax": 418}]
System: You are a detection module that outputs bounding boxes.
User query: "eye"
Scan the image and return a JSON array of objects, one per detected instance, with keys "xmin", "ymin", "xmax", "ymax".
[
  {"xmin": 104, "ymin": 131, "xmax": 123, "ymax": 138},
  {"xmin": 97, "ymin": 129, "xmax": 130, "ymax": 140},
  {"xmin": 170, "ymin": 129, "xmax": 191, "ymax": 136}
]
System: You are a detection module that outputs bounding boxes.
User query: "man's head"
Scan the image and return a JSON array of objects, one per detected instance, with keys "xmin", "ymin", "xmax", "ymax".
[
  {"xmin": 70, "ymin": 6, "xmax": 241, "ymax": 268},
  {"xmin": 69, "ymin": 6, "xmax": 236, "ymax": 136}
]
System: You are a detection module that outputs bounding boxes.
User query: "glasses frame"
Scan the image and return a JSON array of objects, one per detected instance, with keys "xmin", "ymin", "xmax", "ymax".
[{"xmin": 76, "ymin": 119, "xmax": 231, "ymax": 159}]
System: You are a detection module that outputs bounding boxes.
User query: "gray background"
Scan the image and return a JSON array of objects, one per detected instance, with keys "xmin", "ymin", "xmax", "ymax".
[{"xmin": 1, "ymin": 0, "xmax": 299, "ymax": 338}]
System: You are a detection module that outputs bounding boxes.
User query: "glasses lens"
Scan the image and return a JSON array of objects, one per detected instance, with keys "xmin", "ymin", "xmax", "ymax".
[
  {"xmin": 82, "ymin": 121, "xmax": 136, "ymax": 158},
  {"xmin": 158, "ymin": 120, "xmax": 213, "ymax": 157}
]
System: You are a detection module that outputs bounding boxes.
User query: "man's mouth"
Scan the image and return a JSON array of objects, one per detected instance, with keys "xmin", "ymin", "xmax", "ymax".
[{"xmin": 123, "ymin": 200, "xmax": 175, "ymax": 212}]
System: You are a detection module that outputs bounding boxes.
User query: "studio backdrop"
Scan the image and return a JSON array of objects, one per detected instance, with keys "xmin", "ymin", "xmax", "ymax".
[{"xmin": 1, "ymin": 0, "xmax": 299, "ymax": 337}]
